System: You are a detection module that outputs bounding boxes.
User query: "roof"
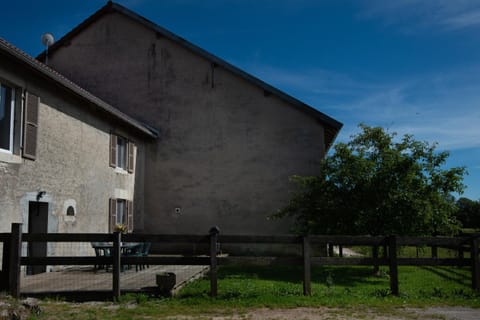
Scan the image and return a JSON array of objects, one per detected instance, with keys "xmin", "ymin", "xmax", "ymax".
[
  {"xmin": 37, "ymin": 1, "xmax": 342, "ymax": 149},
  {"xmin": 0, "ymin": 37, "xmax": 158, "ymax": 139}
]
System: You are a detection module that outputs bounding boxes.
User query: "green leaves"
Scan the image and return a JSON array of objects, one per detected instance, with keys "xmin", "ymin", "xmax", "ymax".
[{"xmin": 276, "ymin": 124, "xmax": 466, "ymax": 236}]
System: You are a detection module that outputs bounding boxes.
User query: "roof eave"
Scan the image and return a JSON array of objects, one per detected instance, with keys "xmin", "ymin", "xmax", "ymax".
[
  {"xmin": 109, "ymin": 2, "xmax": 343, "ymax": 131},
  {"xmin": 37, "ymin": 1, "xmax": 341, "ymax": 144},
  {"xmin": 2, "ymin": 40, "xmax": 157, "ymax": 139}
]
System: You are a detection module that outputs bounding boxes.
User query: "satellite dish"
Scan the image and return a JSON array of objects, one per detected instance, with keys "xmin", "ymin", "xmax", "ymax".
[
  {"xmin": 41, "ymin": 33, "xmax": 55, "ymax": 47},
  {"xmin": 41, "ymin": 33, "xmax": 55, "ymax": 65}
]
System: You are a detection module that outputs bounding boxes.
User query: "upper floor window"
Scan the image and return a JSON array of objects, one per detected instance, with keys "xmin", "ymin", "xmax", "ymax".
[
  {"xmin": 109, "ymin": 133, "xmax": 135, "ymax": 173},
  {"xmin": 116, "ymin": 135, "xmax": 127, "ymax": 169},
  {"xmin": 0, "ymin": 84, "xmax": 15, "ymax": 153}
]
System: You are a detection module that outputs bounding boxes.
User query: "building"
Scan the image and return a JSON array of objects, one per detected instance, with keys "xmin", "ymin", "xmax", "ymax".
[
  {"xmin": 39, "ymin": 1, "xmax": 342, "ymax": 235},
  {"xmin": 1, "ymin": 1, "xmax": 341, "ymax": 244},
  {"xmin": 0, "ymin": 37, "xmax": 157, "ymax": 271}
]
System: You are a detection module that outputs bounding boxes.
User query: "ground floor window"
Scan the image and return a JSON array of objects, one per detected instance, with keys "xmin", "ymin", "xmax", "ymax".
[
  {"xmin": 109, "ymin": 198, "xmax": 133, "ymax": 233},
  {"xmin": 0, "ymin": 84, "xmax": 39, "ymax": 160}
]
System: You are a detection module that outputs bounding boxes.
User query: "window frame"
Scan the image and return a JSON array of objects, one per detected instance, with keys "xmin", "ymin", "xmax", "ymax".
[
  {"xmin": 109, "ymin": 198, "xmax": 133, "ymax": 233},
  {"xmin": 116, "ymin": 135, "xmax": 127, "ymax": 170},
  {"xmin": 0, "ymin": 83, "xmax": 15, "ymax": 154},
  {"xmin": 109, "ymin": 133, "xmax": 135, "ymax": 173},
  {"xmin": 116, "ymin": 199, "xmax": 127, "ymax": 225}
]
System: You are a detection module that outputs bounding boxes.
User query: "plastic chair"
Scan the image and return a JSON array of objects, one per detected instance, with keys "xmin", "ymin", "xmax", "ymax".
[
  {"xmin": 91, "ymin": 242, "xmax": 112, "ymax": 271},
  {"xmin": 135, "ymin": 242, "xmax": 152, "ymax": 271}
]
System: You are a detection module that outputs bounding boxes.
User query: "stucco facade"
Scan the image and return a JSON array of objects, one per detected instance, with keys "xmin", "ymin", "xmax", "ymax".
[
  {"xmin": 44, "ymin": 3, "xmax": 342, "ymax": 235},
  {"xmin": 0, "ymin": 39, "xmax": 153, "ymax": 250}
]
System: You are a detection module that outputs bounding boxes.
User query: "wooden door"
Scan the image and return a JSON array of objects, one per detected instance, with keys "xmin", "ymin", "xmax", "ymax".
[{"xmin": 27, "ymin": 201, "xmax": 48, "ymax": 275}]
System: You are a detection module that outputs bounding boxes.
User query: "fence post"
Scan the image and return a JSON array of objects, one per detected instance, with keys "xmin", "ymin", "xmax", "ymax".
[
  {"xmin": 9, "ymin": 223, "xmax": 22, "ymax": 299},
  {"xmin": 303, "ymin": 236, "xmax": 311, "ymax": 296},
  {"xmin": 388, "ymin": 235, "xmax": 399, "ymax": 296},
  {"xmin": 209, "ymin": 226, "xmax": 220, "ymax": 297},
  {"xmin": 328, "ymin": 243, "xmax": 334, "ymax": 257},
  {"xmin": 338, "ymin": 245, "xmax": 343, "ymax": 257},
  {"xmin": 471, "ymin": 237, "xmax": 479, "ymax": 291},
  {"xmin": 112, "ymin": 232, "xmax": 121, "ymax": 301},
  {"xmin": 372, "ymin": 245, "xmax": 379, "ymax": 274},
  {"xmin": 1, "ymin": 237, "xmax": 11, "ymax": 292}
]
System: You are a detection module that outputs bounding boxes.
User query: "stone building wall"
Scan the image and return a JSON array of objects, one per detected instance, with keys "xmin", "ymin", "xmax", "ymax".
[{"xmin": 46, "ymin": 10, "xmax": 329, "ymax": 235}]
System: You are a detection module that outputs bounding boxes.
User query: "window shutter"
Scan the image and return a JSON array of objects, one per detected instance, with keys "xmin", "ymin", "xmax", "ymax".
[
  {"xmin": 23, "ymin": 92, "xmax": 39, "ymax": 160},
  {"xmin": 127, "ymin": 200, "xmax": 134, "ymax": 233},
  {"xmin": 109, "ymin": 198, "xmax": 117, "ymax": 233},
  {"xmin": 127, "ymin": 141, "xmax": 135, "ymax": 173},
  {"xmin": 109, "ymin": 133, "xmax": 117, "ymax": 168}
]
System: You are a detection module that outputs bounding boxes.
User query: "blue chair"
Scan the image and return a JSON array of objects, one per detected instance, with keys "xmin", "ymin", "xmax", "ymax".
[
  {"xmin": 135, "ymin": 242, "xmax": 151, "ymax": 271},
  {"xmin": 91, "ymin": 242, "xmax": 112, "ymax": 271}
]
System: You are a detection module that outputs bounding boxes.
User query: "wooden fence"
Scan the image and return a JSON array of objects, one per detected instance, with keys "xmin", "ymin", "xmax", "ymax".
[{"xmin": 0, "ymin": 223, "xmax": 479, "ymax": 300}]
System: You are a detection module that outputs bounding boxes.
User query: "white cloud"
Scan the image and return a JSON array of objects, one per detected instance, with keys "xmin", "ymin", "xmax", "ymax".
[
  {"xmin": 442, "ymin": 10, "xmax": 480, "ymax": 29},
  {"xmin": 248, "ymin": 63, "xmax": 480, "ymax": 151},
  {"xmin": 332, "ymin": 77, "xmax": 480, "ymax": 150},
  {"xmin": 248, "ymin": 64, "xmax": 387, "ymax": 103},
  {"xmin": 358, "ymin": 0, "xmax": 480, "ymax": 31}
]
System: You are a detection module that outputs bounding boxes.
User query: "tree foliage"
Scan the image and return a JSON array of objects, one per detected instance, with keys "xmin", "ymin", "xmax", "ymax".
[
  {"xmin": 276, "ymin": 124, "xmax": 466, "ymax": 236},
  {"xmin": 456, "ymin": 197, "xmax": 480, "ymax": 229}
]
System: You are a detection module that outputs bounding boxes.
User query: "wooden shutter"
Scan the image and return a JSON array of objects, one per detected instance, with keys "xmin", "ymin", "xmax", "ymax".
[
  {"xmin": 109, "ymin": 133, "xmax": 117, "ymax": 168},
  {"xmin": 23, "ymin": 92, "xmax": 39, "ymax": 160},
  {"xmin": 109, "ymin": 198, "xmax": 117, "ymax": 233},
  {"xmin": 127, "ymin": 141, "xmax": 135, "ymax": 173},
  {"xmin": 126, "ymin": 200, "xmax": 134, "ymax": 233}
]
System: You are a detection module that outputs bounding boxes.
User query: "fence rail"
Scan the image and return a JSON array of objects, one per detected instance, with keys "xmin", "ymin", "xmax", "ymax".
[{"xmin": 0, "ymin": 223, "xmax": 479, "ymax": 300}]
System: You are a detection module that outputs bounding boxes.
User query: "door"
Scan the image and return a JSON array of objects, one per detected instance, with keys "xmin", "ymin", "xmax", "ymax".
[{"xmin": 27, "ymin": 201, "xmax": 48, "ymax": 275}]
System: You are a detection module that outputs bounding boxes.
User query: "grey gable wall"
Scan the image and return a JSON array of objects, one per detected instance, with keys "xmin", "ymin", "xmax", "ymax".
[{"xmin": 46, "ymin": 11, "xmax": 328, "ymax": 235}]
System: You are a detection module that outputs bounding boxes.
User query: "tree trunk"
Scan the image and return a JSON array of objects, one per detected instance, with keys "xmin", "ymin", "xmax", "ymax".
[{"xmin": 372, "ymin": 245, "xmax": 380, "ymax": 274}]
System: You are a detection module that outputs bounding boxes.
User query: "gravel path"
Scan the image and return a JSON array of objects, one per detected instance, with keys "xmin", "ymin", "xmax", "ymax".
[
  {"xmin": 167, "ymin": 307, "xmax": 480, "ymax": 320},
  {"xmin": 417, "ymin": 307, "xmax": 480, "ymax": 320}
]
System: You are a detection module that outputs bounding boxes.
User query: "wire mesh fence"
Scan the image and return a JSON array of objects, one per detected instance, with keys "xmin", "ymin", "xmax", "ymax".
[
  {"xmin": 1, "ymin": 224, "xmax": 479, "ymax": 301},
  {"xmin": 16, "ymin": 239, "xmax": 210, "ymax": 298}
]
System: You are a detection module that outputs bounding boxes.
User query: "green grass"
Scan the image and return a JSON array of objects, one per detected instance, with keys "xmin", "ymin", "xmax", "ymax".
[
  {"xmin": 29, "ymin": 265, "xmax": 480, "ymax": 319},
  {"xmin": 177, "ymin": 265, "xmax": 479, "ymax": 307},
  {"xmin": 354, "ymin": 245, "xmax": 468, "ymax": 259}
]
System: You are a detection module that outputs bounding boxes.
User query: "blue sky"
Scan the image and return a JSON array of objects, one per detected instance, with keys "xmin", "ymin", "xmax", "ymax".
[{"xmin": 2, "ymin": 0, "xmax": 480, "ymax": 200}]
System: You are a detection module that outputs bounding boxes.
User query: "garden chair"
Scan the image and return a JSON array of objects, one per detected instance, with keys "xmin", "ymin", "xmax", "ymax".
[
  {"xmin": 135, "ymin": 242, "xmax": 152, "ymax": 272},
  {"xmin": 91, "ymin": 242, "xmax": 112, "ymax": 271}
]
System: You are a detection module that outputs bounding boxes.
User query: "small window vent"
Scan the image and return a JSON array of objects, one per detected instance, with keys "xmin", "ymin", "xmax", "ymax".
[{"xmin": 66, "ymin": 206, "xmax": 75, "ymax": 216}]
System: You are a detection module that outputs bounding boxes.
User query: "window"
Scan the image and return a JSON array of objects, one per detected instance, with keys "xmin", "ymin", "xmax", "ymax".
[
  {"xmin": 109, "ymin": 133, "xmax": 135, "ymax": 173},
  {"xmin": 0, "ymin": 83, "xmax": 38, "ymax": 161},
  {"xmin": 0, "ymin": 84, "xmax": 15, "ymax": 152},
  {"xmin": 66, "ymin": 206, "xmax": 75, "ymax": 216},
  {"xmin": 117, "ymin": 136, "xmax": 127, "ymax": 169},
  {"xmin": 109, "ymin": 198, "xmax": 133, "ymax": 232},
  {"xmin": 23, "ymin": 92, "xmax": 39, "ymax": 160},
  {"xmin": 116, "ymin": 199, "xmax": 126, "ymax": 225}
]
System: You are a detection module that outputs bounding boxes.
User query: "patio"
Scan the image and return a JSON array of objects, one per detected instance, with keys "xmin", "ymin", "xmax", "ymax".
[{"xmin": 20, "ymin": 264, "xmax": 208, "ymax": 297}]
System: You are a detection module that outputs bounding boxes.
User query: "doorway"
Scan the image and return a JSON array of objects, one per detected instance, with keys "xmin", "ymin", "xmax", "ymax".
[{"xmin": 27, "ymin": 201, "xmax": 48, "ymax": 275}]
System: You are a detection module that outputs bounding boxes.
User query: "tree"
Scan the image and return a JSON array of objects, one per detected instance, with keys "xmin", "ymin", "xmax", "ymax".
[
  {"xmin": 456, "ymin": 197, "xmax": 480, "ymax": 229},
  {"xmin": 276, "ymin": 124, "xmax": 466, "ymax": 237}
]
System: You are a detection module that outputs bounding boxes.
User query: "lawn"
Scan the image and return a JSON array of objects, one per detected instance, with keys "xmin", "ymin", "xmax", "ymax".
[
  {"xmin": 28, "ymin": 265, "xmax": 480, "ymax": 319},
  {"xmin": 178, "ymin": 265, "xmax": 479, "ymax": 307}
]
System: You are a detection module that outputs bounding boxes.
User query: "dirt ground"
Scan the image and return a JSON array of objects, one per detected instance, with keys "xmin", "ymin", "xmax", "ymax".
[
  {"xmin": 3, "ymin": 297, "xmax": 479, "ymax": 319},
  {"xmin": 169, "ymin": 307, "xmax": 480, "ymax": 320}
]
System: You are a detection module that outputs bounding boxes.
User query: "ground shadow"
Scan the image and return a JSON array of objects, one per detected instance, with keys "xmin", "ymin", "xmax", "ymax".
[
  {"xmin": 420, "ymin": 266, "xmax": 470, "ymax": 286},
  {"xmin": 217, "ymin": 265, "xmax": 388, "ymax": 287}
]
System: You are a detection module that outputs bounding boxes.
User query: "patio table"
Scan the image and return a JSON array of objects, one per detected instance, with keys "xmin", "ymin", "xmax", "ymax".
[{"xmin": 91, "ymin": 242, "xmax": 143, "ymax": 271}]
